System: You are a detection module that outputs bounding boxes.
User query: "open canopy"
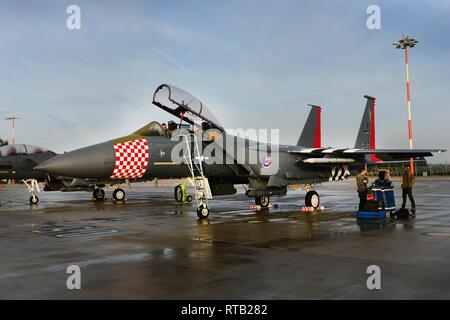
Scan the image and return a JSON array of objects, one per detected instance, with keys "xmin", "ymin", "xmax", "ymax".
[
  {"xmin": 152, "ymin": 84, "xmax": 224, "ymax": 131},
  {"xmin": 0, "ymin": 144, "xmax": 50, "ymax": 157}
]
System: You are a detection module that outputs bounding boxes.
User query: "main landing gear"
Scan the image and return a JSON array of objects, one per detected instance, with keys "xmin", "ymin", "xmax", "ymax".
[
  {"xmin": 253, "ymin": 192, "xmax": 321, "ymax": 210},
  {"xmin": 93, "ymin": 188, "xmax": 105, "ymax": 201},
  {"xmin": 255, "ymin": 195, "xmax": 270, "ymax": 208},
  {"xmin": 92, "ymin": 187, "xmax": 124, "ymax": 202},
  {"xmin": 112, "ymin": 188, "xmax": 126, "ymax": 201},
  {"xmin": 305, "ymin": 190, "xmax": 320, "ymax": 209}
]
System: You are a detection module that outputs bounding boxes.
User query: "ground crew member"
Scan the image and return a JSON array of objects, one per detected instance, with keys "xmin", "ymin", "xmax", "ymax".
[
  {"xmin": 401, "ymin": 166, "xmax": 416, "ymax": 212},
  {"xmin": 356, "ymin": 167, "xmax": 369, "ymax": 211},
  {"xmin": 374, "ymin": 170, "xmax": 393, "ymax": 188}
]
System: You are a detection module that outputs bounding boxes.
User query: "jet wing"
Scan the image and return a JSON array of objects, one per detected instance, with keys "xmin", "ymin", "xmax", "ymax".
[
  {"xmin": 288, "ymin": 147, "xmax": 445, "ymax": 162},
  {"xmin": 152, "ymin": 84, "xmax": 224, "ymax": 132}
]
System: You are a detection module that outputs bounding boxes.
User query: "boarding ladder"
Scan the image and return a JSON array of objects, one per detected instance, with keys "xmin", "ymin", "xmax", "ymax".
[{"xmin": 180, "ymin": 134, "xmax": 212, "ymax": 211}]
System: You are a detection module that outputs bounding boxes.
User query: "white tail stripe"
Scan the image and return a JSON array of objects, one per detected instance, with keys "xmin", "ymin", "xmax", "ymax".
[
  {"xmin": 299, "ymin": 148, "xmax": 321, "ymax": 153},
  {"xmin": 321, "ymin": 148, "xmax": 338, "ymax": 153},
  {"xmin": 343, "ymin": 149, "xmax": 359, "ymax": 153}
]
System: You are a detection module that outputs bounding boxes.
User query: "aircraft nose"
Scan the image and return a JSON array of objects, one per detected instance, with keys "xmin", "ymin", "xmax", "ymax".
[{"xmin": 35, "ymin": 142, "xmax": 116, "ymax": 179}]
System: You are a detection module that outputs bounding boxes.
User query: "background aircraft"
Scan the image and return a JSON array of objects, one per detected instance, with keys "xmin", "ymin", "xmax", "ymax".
[
  {"xmin": 0, "ymin": 144, "xmax": 60, "ymax": 204},
  {"xmin": 35, "ymin": 84, "xmax": 445, "ymax": 218},
  {"xmin": 0, "ymin": 144, "xmax": 112, "ymax": 204}
]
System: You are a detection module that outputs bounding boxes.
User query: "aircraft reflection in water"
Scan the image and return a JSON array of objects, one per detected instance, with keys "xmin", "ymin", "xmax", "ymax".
[{"xmin": 36, "ymin": 84, "xmax": 445, "ymax": 218}]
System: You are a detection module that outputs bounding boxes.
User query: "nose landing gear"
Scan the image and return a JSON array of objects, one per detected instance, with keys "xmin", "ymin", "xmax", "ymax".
[
  {"xmin": 29, "ymin": 195, "xmax": 39, "ymax": 205},
  {"xmin": 23, "ymin": 179, "xmax": 40, "ymax": 205},
  {"xmin": 197, "ymin": 202, "xmax": 210, "ymax": 219}
]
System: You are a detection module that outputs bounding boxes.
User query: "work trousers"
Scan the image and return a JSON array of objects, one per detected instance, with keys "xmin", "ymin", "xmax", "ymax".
[
  {"xmin": 358, "ymin": 190, "xmax": 367, "ymax": 211},
  {"xmin": 401, "ymin": 187, "xmax": 415, "ymax": 209}
]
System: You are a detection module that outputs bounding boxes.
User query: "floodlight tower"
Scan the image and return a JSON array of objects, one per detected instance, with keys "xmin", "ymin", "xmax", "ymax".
[
  {"xmin": 5, "ymin": 116, "xmax": 20, "ymax": 144},
  {"xmin": 393, "ymin": 35, "xmax": 418, "ymax": 174}
]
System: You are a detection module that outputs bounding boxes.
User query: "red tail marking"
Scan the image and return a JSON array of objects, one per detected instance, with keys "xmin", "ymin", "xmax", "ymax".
[
  {"xmin": 369, "ymin": 97, "xmax": 382, "ymax": 163},
  {"xmin": 313, "ymin": 107, "xmax": 322, "ymax": 148},
  {"xmin": 370, "ymin": 98, "xmax": 376, "ymax": 149}
]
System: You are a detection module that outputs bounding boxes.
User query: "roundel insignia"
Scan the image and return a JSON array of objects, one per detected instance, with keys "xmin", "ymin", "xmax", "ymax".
[
  {"xmin": 261, "ymin": 155, "xmax": 272, "ymax": 168},
  {"xmin": 110, "ymin": 138, "xmax": 149, "ymax": 179}
]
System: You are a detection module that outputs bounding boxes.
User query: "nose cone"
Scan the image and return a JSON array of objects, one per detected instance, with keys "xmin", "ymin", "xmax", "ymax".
[{"xmin": 35, "ymin": 142, "xmax": 116, "ymax": 179}]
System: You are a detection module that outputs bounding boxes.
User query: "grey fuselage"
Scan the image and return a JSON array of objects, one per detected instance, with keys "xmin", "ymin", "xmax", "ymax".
[{"xmin": 35, "ymin": 133, "xmax": 362, "ymax": 191}]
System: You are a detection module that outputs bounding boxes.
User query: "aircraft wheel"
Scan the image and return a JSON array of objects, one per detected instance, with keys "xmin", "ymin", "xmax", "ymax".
[
  {"xmin": 113, "ymin": 188, "xmax": 126, "ymax": 201},
  {"xmin": 93, "ymin": 188, "xmax": 105, "ymax": 201},
  {"xmin": 29, "ymin": 195, "xmax": 39, "ymax": 205},
  {"xmin": 197, "ymin": 204, "xmax": 210, "ymax": 219},
  {"xmin": 186, "ymin": 195, "xmax": 193, "ymax": 203},
  {"xmin": 305, "ymin": 190, "xmax": 320, "ymax": 209},
  {"xmin": 255, "ymin": 195, "xmax": 270, "ymax": 208},
  {"xmin": 174, "ymin": 185, "xmax": 183, "ymax": 203}
]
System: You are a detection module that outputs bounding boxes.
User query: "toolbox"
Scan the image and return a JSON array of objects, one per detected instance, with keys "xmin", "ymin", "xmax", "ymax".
[
  {"xmin": 370, "ymin": 185, "xmax": 396, "ymax": 211},
  {"xmin": 357, "ymin": 210, "xmax": 387, "ymax": 219}
]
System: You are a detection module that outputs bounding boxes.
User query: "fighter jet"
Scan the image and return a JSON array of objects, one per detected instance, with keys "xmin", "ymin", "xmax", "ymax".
[
  {"xmin": 0, "ymin": 100, "xmax": 320, "ymax": 206},
  {"xmin": 36, "ymin": 84, "xmax": 445, "ymax": 218},
  {"xmin": 0, "ymin": 144, "xmax": 59, "ymax": 203}
]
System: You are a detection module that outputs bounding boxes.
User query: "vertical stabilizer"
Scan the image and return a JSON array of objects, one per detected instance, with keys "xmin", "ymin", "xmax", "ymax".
[
  {"xmin": 354, "ymin": 95, "xmax": 376, "ymax": 149},
  {"xmin": 297, "ymin": 104, "xmax": 321, "ymax": 148}
]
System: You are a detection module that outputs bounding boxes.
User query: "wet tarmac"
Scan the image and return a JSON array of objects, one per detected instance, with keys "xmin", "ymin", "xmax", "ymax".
[{"xmin": 0, "ymin": 178, "xmax": 449, "ymax": 299}]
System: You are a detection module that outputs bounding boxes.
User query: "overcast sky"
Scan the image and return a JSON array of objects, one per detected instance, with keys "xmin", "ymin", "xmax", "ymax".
[{"xmin": 0, "ymin": 0, "xmax": 449, "ymax": 162}]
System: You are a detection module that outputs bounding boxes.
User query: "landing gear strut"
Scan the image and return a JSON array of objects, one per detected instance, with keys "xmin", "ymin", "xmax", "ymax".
[
  {"xmin": 23, "ymin": 179, "xmax": 40, "ymax": 205},
  {"xmin": 93, "ymin": 188, "xmax": 105, "ymax": 201},
  {"xmin": 305, "ymin": 190, "xmax": 320, "ymax": 209},
  {"xmin": 255, "ymin": 195, "xmax": 270, "ymax": 208},
  {"xmin": 112, "ymin": 188, "xmax": 126, "ymax": 201}
]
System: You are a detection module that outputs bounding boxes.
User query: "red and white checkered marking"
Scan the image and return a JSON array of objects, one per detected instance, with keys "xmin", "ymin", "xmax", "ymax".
[{"xmin": 110, "ymin": 138, "xmax": 149, "ymax": 179}]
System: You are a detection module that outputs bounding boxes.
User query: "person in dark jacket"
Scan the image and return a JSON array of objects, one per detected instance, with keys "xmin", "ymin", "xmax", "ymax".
[
  {"xmin": 374, "ymin": 170, "xmax": 393, "ymax": 188},
  {"xmin": 401, "ymin": 166, "xmax": 416, "ymax": 212},
  {"xmin": 356, "ymin": 167, "xmax": 369, "ymax": 211}
]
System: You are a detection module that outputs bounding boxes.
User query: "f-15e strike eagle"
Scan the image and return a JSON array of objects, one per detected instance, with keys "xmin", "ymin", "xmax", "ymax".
[
  {"xmin": 0, "ymin": 86, "xmax": 320, "ymax": 205},
  {"xmin": 35, "ymin": 84, "xmax": 445, "ymax": 218}
]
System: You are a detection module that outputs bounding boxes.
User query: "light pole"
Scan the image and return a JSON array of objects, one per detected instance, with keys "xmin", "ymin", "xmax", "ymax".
[
  {"xmin": 5, "ymin": 116, "xmax": 20, "ymax": 144},
  {"xmin": 393, "ymin": 35, "xmax": 418, "ymax": 174}
]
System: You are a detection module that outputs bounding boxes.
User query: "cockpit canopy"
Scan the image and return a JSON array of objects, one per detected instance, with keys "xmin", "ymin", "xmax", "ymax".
[
  {"xmin": 133, "ymin": 121, "xmax": 165, "ymax": 136},
  {"xmin": 152, "ymin": 84, "xmax": 223, "ymax": 131},
  {"xmin": 0, "ymin": 144, "xmax": 50, "ymax": 157}
]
